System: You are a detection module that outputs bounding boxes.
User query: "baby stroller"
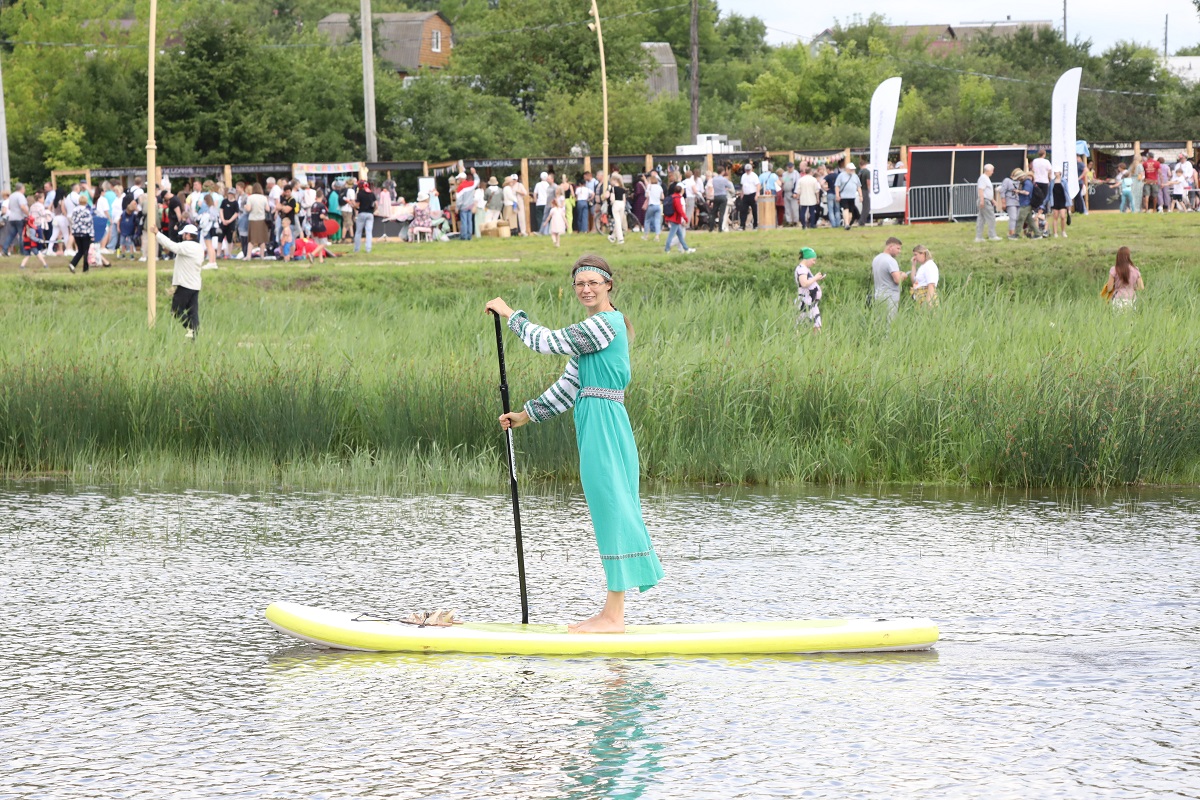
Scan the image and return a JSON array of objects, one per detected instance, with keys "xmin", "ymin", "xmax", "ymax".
[
  {"xmin": 598, "ymin": 200, "xmax": 638, "ymax": 238},
  {"xmin": 694, "ymin": 197, "xmax": 712, "ymax": 230}
]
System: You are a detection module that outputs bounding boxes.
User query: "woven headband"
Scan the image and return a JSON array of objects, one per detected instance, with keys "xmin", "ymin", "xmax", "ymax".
[{"xmin": 572, "ymin": 265, "xmax": 612, "ymax": 282}]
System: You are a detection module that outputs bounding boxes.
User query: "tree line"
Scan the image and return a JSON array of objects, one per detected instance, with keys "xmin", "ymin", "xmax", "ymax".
[{"xmin": 3, "ymin": 2, "xmax": 1200, "ymax": 184}]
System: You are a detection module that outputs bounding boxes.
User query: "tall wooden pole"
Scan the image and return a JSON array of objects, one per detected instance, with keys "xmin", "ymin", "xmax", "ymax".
[
  {"xmin": 689, "ymin": 0, "xmax": 699, "ymax": 142},
  {"xmin": 590, "ymin": 0, "xmax": 609, "ymax": 178},
  {"xmin": 360, "ymin": 0, "xmax": 378, "ymax": 162},
  {"xmin": 146, "ymin": 0, "xmax": 158, "ymax": 328},
  {"xmin": 0, "ymin": 52, "xmax": 11, "ymax": 193}
]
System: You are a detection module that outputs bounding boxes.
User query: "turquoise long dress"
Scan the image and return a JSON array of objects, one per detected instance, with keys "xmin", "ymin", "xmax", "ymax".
[{"xmin": 508, "ymin": 309, "xmax": 664, "ymax": 592}]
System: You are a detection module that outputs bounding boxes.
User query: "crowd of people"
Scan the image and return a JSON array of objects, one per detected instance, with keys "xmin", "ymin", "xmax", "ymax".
[
  {"xmin": 408, "ymin": 159, "xmax": 889, "ymax": 247},
  {"xmin": 971, "ymin": 148, "xmax": 1200, "ymax": 243},
  {"xmin": 0, "ymin": 174, "xmax": 395, "ymax": 269}
]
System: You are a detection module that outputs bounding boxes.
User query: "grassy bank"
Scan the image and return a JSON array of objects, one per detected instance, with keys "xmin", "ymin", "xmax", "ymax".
[{"xmin": 2, "ymin": 213, "xmax": 1199, "ymax": 490}]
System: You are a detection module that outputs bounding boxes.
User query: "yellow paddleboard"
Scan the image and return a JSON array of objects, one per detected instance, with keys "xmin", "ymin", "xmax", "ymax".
[{"xmin": 265, "ymin": 602, "xmax": 939, "ymax": 656}]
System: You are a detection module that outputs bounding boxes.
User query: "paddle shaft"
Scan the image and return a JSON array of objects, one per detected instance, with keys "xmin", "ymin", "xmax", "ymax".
[{"xmin": 491, "ymin": 311, "xmax": 529, "ymax": 624}]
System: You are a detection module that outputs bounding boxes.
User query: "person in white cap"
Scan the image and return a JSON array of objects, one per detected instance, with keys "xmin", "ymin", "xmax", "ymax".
[
  {"xmin": 455, "ymin": 170, "xmax": 477, "ymax": 240},
  {"xmin": 738, "ymin": 162, "xmax": 760, "ymax": 229},
  {"xmin": 532, "ymin": 171, "xmax": 550, "ymax": 234},
  {"xmin": 152, "ymin": 221, "xmax": 205, "ymax": 339}
]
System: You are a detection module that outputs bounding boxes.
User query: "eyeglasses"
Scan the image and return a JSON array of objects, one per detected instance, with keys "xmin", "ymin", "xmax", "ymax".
[{"xmin": 573, "ymin": 280, "xmax": 607, "ymax": 289}]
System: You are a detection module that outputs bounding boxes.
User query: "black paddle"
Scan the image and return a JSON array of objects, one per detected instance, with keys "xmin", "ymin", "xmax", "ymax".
[{"xmin": 491, "ymin": 310, "xmax": 530, "ymax": 624}]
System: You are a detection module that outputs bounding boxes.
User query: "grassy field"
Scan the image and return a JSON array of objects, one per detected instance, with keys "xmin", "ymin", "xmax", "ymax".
[{"xmin": 2, "ymin": 212, "xmax": 1199, "ymax": 491}]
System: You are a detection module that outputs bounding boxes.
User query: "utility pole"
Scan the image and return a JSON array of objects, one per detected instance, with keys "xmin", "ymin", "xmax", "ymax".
[
  {"xmin": 689, "ymin": 0, "xmax": 699, "ymax": 142},
  {"xmin": 1164, "ymin": 15, "xmax": 1169, "ymax": 58},
  {"xmin": 0, "ymin": 52, "xmax": 10, "ymax": 193},
  {"xmin": 146, "ymin": 0, "xmax": 158, "ymax": 328},
  {"xmin": 1062, "ymin": 0, "xmax": 1067, "ymax": 41},
  {"xmin": 360, "ymin": 0, "xmax": 378, "ymax": 162}
]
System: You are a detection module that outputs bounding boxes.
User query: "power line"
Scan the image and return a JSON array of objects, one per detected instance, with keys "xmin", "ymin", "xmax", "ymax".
[
  {"xmin": 455, "ymin": 4, "xmax": 689, "ymax": 39},
  {"xmin": 887, "ymin": 54, "xmax": 1172, "ymax": 98},
  {"xmin": 0, "ymin": 4, "xmax": 690, "ymax": 51}
]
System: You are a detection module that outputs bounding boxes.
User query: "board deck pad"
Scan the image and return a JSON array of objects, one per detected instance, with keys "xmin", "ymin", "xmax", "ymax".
[{"xmin": 265, "ymin": 602, "xmax": 939, "ymax": 656}]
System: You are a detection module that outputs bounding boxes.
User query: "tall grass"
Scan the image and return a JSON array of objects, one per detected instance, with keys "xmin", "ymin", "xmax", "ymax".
[{"xmin": 2, "ymin": 216, "xmax": 1198, "ymax": 489}]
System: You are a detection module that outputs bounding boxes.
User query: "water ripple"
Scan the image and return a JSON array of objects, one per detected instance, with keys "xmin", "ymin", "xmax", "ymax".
[{"xmin": 1, "ymin": 485, "xmax": 1198, "ymax": 799}]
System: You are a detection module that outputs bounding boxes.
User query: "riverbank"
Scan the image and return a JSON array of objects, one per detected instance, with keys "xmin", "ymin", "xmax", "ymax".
[{"xmin": 2, "ymin": 214, "xmax": 1198, "ymax": 490}]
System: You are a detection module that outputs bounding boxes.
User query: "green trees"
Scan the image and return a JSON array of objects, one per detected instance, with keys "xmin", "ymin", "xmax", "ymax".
[{"xmin": 6, "ymin": 2, "xmax": 1200, "ymax": 185}]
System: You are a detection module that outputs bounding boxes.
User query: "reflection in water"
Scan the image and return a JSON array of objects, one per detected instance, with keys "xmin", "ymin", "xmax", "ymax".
[
  {"xmin": 562, "ymin": 663, "xmax": 664, "ymax": 800},
  {"xmin": 2, "ymin": 484, "xmax": 1199, "ymax": 799}
]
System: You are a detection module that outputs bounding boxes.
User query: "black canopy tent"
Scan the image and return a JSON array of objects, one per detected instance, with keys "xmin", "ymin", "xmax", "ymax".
[{"xmin": 906, "ymin": 145, "xmax": 1026, "ymax": 222}]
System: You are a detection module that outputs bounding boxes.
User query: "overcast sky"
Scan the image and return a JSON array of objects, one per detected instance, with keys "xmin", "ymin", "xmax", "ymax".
[{"xmin": 718, "ymin": 0, "xmax": 1200, "ymax": 55}]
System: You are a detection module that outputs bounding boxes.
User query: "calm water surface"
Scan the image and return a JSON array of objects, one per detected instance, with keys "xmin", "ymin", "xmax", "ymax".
[{"xmin": 1, "ymin": 484, "xmax": 1198, "ymax": 799}]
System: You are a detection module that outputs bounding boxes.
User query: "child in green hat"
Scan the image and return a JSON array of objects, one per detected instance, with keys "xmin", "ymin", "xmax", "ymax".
[{"xmin": 794, "ymin": 247, "xmax": 826, "ymax": 332}]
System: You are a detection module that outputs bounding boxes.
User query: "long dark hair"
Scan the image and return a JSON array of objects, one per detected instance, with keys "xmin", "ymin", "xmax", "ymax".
[
  {"xmin": 1114, "ymin": 246, "xmax": 1134, "ymax": 285},
  {"xmin": 571, "ymin": 254, "xmax": 634, "ymax": 341}
]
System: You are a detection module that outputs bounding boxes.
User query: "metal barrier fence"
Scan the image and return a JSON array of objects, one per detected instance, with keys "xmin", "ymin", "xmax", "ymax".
[{"xmin": 907, "ymin": 183, "xmax": 1001, "ymax": 222}]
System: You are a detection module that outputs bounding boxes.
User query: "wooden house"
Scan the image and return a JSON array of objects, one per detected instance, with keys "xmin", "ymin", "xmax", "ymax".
[{"xmin": 318, "ymin": 11, "xmax": 453, "ymax": 76}]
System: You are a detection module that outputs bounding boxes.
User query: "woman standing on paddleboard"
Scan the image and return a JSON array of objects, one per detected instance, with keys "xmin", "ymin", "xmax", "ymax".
[{"xmin": 485, "ymin": 254, "xmax": 663, "ymax": 634}]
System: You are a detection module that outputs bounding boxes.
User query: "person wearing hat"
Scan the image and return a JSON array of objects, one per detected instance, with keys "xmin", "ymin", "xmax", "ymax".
[
  {"xmin": 532, "ymin": 171, "xmax": 551, "ymax": 234},
  {"xmin": 501, "ymin": 175, "xmax": 519, "ymax": 231},
  {"xmin": 152, "ymin": 221, "xmax": 204, "ymax": 339},
  {"xmin": 1016, "ymin": 170, "xmax": 1039, "ymax": 238},
  {"xmin": 484, "ymin": 176, "xmax": 503, "ymax": 225},
  {"xmin": 738, "ymin": 162, "xmax": 760, "ymax": 230},
  {"xmin": 794, "ymin": 247, "xmax": 826, "ymax": 332},
  {"xmin": 353, "ymin": 180, "xmax": 376, "ymax": 253},
  {"xmin": 454, "ymin": 171, "xmax": 477, "ymax": 240},
  {"xmin": 1001, "ymin": 168, "xmax": 1022, "ymax": 239},
  {"xmin": 835, "ymin": 161, "xmax": 863, "ymax": 230},
  {"xmin": 410, "ymin": 192, "xmax": 434, "ymax": 241}
]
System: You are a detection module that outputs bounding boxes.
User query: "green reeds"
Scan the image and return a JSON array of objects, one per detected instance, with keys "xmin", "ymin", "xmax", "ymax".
[{"xmin": 2, "ymin": 216, "xmax": 1198, "ymax": 490}]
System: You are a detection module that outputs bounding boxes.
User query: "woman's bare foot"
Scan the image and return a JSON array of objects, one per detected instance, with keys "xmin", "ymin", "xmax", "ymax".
[
  {"xmin": 568, "ymin": 611, "xmax": 625, "ymax": 634},
  {"xmin": 569, "ymin": 616, "xmax": 624, "ymax": 634},
  {"xmin": 567, "ymin": 590, "xmax": 626, "ymax": 634},
  {"xmin": 567, "ymin": 614, "xmax": 600, "ymax": 632}
]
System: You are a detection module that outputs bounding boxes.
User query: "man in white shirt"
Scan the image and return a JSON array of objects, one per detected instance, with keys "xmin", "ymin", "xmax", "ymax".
[
  {"xmin": 1, "ymin": 183, "xmax": 29, "ymax": 256},
  {"xmin": 739, "ymin": 164, "xmax": 760, "ymax": 229},
  {"xmin": 532, "ymin": 172, "xmax": 550, "ymax": 234},
  {"xmin": 1176, "ymin": 153, "xmax": 1195, "ymax": 182},
  {"xmin": 796, "ymin": 167, "xmax": 823, "ymax": 230},
  {"xmin": 681, "ymin": 167, "xmax": 697, "ymax": 227},
  {"xmin": 975, "ymin": 164, "xmax": 1000, "ymax": 242},
  {"xmin": 153, "ymin": 222, "xmax": 205, "ymax": 340},
  {"xmin": 1030, "ymin": 149, "xmax": 1053, "ymax": 209}
]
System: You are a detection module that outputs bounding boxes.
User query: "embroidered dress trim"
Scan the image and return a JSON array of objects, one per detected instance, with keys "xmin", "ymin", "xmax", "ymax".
[
  {"xmin": 599, "ymin": 550, "xmax": 651, "ymax": 560},
  {"xmin": 579, "ymin": 387, "xmax": 624, "ymax": 403}
]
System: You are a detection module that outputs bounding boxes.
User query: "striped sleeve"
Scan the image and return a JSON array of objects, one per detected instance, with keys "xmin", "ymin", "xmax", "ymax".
[
  {"xmin": 524, "ymin": 358, "xmax": 581, "ymax": 423},
  {"xmin": 508, "ymin": 310, "xmax": 618, "ymax": 356}
]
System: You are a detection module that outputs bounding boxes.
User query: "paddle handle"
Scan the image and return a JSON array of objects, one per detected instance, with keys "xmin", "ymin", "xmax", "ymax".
[{"xmin": 492, "ymin": 310, "xmax": 529, "ymax": 625}]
